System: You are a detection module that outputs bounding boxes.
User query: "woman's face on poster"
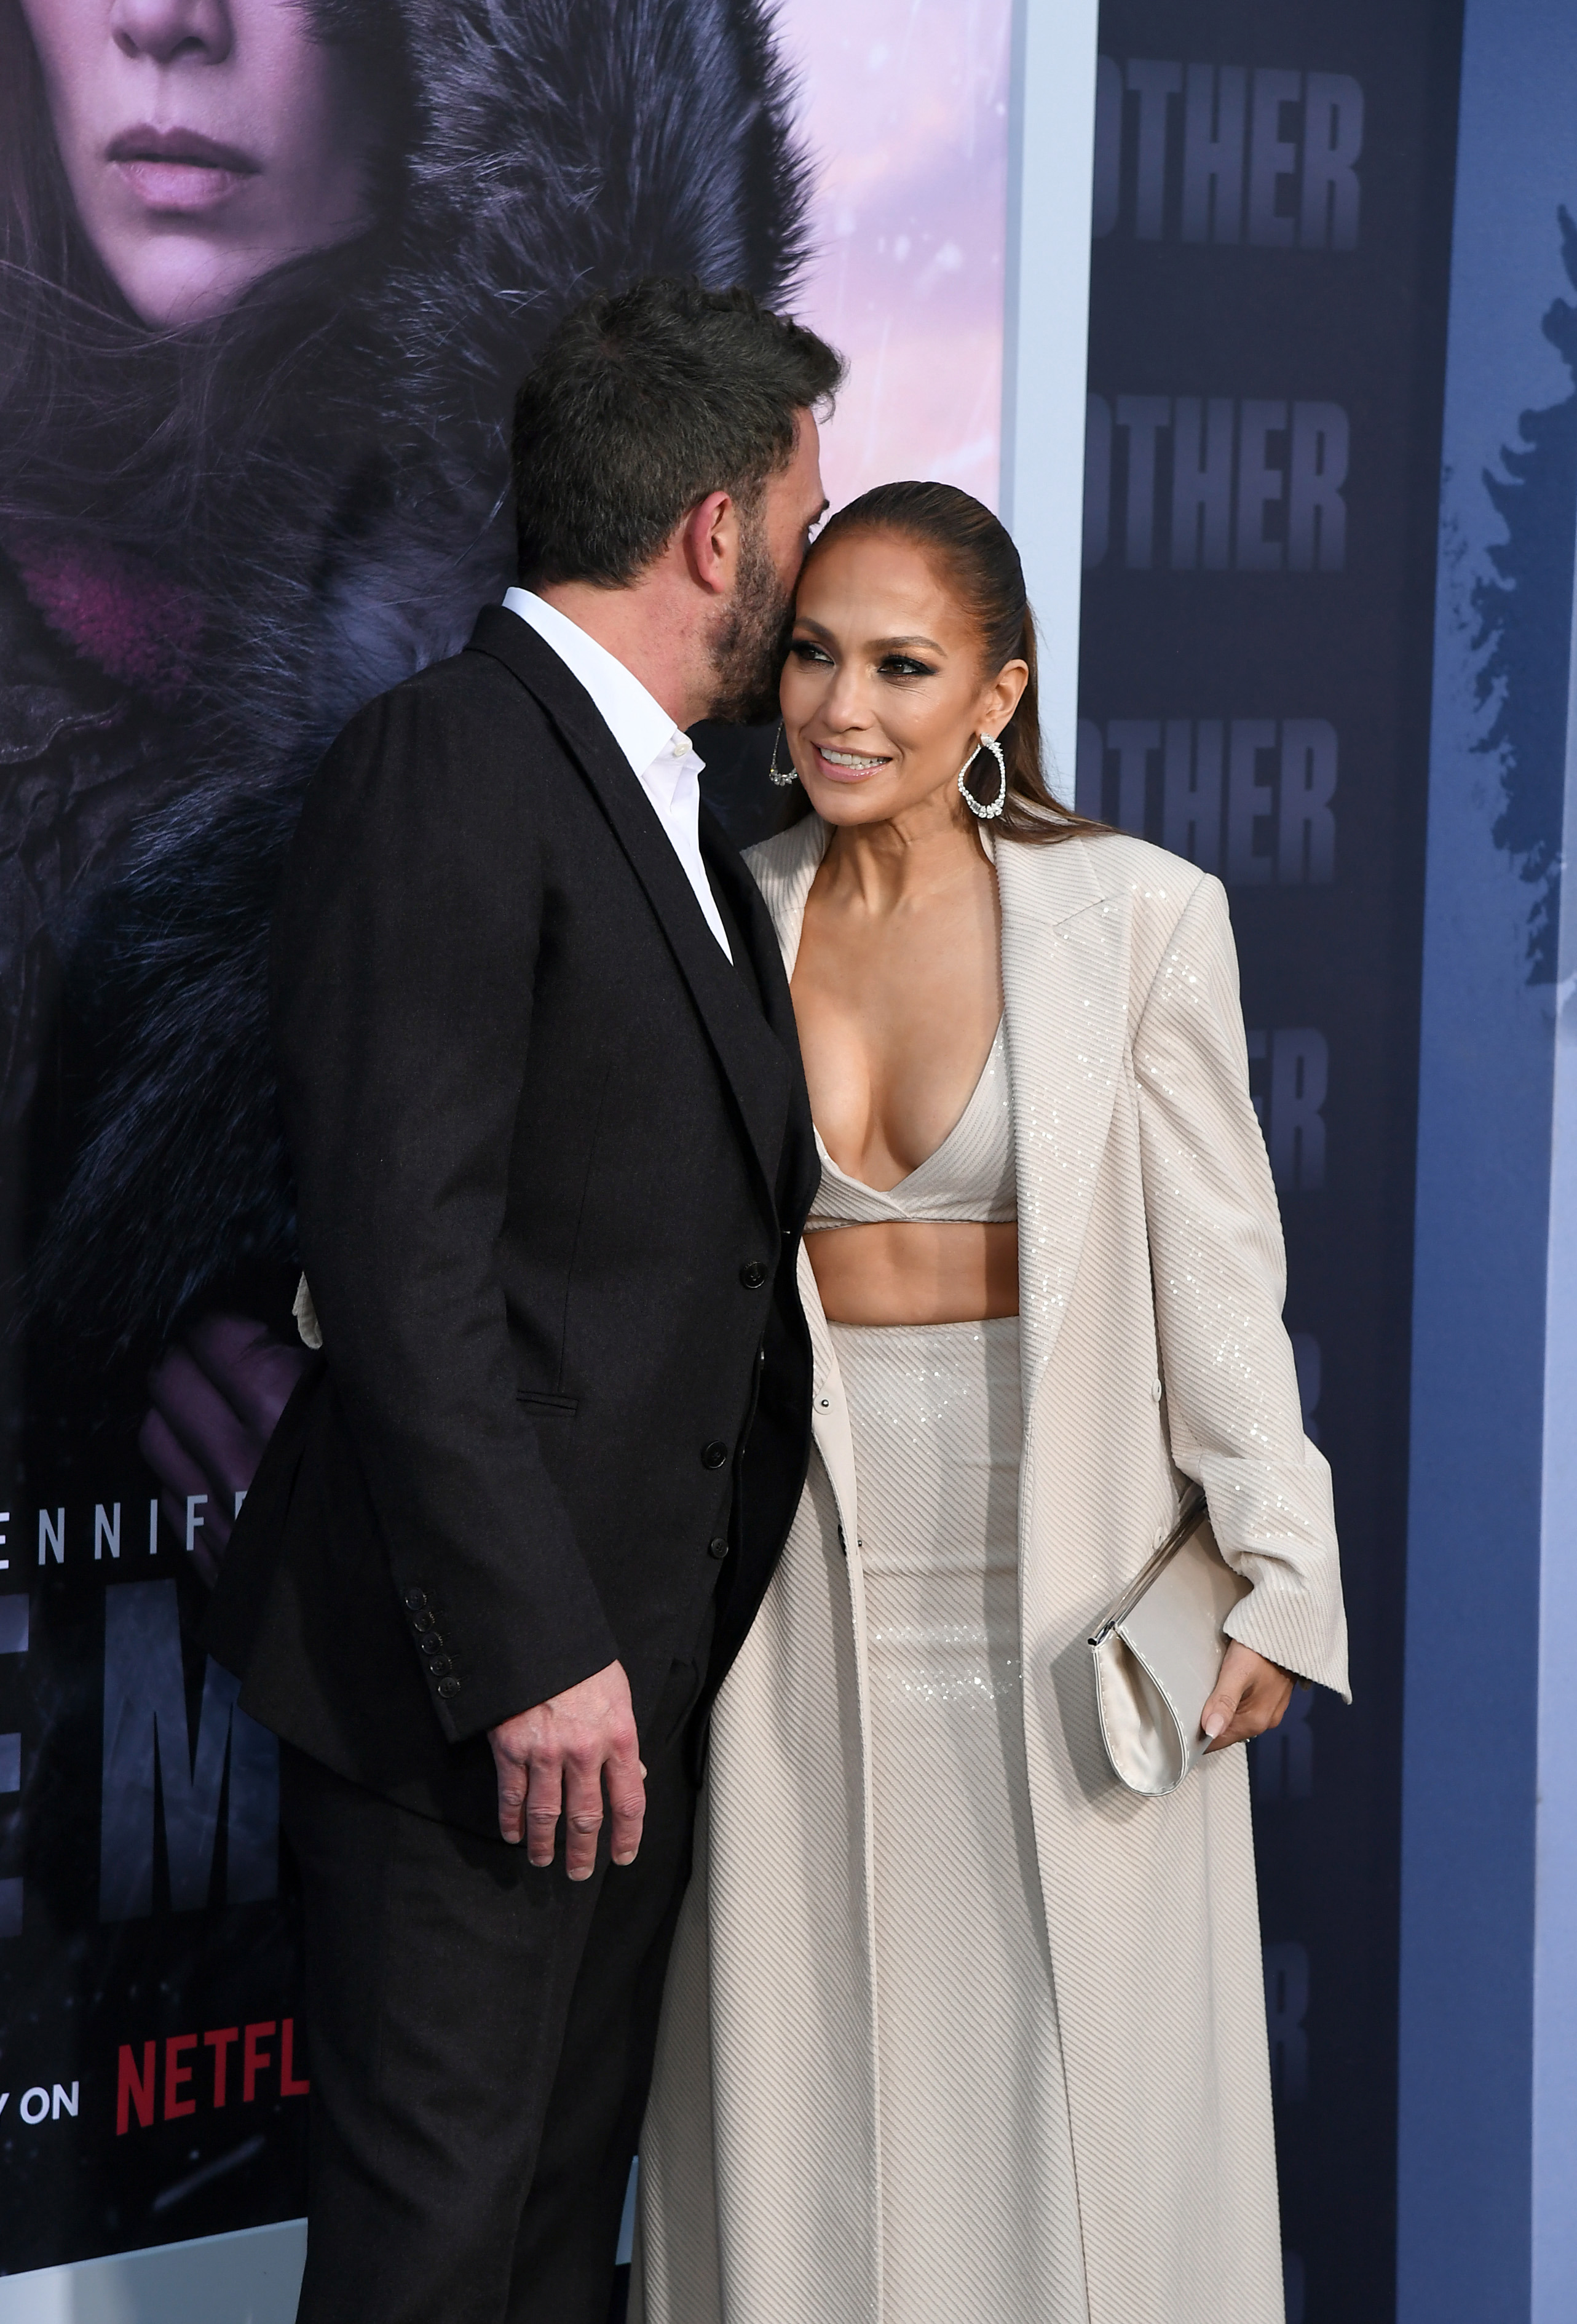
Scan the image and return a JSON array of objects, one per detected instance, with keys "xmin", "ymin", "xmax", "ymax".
[{"xmin": 20, "ymin": 0, "xmax": 375, "ymax": 325}]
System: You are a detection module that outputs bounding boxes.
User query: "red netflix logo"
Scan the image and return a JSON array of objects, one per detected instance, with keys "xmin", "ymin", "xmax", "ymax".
[{"xmin": 116, "ymin": 2020, "xmax": 309, "ymax": 2134}]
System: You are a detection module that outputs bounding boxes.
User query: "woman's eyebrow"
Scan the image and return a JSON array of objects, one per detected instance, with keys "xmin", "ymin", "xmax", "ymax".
[{"xmin": 788, "ymin": 619, "xmax": 946, "ymax": 655}]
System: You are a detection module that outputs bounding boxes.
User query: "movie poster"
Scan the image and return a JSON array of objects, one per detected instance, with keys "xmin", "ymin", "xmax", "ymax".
[{"xmin": 0, "ymin": 0, "xmax": 1011, "ymax": 2277}]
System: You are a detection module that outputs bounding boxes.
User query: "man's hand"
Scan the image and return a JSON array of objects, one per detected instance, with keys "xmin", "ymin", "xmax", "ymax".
[
  {"xmin": 488, "ymin": 1660, "xmax": 644, "ymax": 1877},
  {"xmin": 1201, "ymin": 1640, "xmax": 1296, "ymax": 1752}
]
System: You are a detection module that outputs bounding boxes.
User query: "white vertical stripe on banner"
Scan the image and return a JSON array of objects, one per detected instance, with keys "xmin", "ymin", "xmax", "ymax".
[
  {"xmin": 999, "ymin": 0, "xmax": 1101, "ymax": 803},
  {"xmin": 1532, "ymin": 491, "xmax": 1577, "ymax": 2324}
]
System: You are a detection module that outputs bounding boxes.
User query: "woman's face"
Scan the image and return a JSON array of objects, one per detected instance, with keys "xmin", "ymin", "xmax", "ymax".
[
  {"xmin": 780, "ymin": 528, "xmax": 1027, "ymax": 831},
  {"xmin": 21, "ymin": 0, "xmax": 375, "ymax": 325}
]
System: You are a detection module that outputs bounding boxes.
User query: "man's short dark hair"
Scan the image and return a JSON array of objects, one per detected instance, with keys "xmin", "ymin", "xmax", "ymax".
[{"xmin": 511, "ymin": 279, "xmax": 845, "ymax": 587}]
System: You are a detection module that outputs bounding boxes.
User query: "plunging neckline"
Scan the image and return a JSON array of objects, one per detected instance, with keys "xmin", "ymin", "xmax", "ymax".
[
  {"xmin": 813, "ymin": 1019, "xmax": 1006, "ymax": 1198},
  {"xmin": 785, "ymin": 814, "xmax": 1008, "ymax": 1207}
]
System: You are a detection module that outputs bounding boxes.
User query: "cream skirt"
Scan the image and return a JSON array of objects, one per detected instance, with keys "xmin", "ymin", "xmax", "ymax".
[
  {"xmin": 633, "ymin": 1316, "xmax": 1093, "ymax": 2322},
  {"xmin": 832, "ymin": 1319, "xmax": 1089, "ymax": 2324}
]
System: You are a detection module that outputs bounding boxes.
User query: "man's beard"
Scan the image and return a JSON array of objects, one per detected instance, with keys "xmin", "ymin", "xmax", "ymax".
[{"xmin": 705, "ymin": 518, "xmax": 794, "ymax": 724}]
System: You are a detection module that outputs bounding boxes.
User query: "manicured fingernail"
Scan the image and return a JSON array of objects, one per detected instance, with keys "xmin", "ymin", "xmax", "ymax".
[{"xmin": 1203, "ymin": 1713, "xmax": 1225, "ymax": 1739}]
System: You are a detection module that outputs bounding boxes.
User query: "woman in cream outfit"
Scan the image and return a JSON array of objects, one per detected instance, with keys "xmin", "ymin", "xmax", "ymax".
[{"xmin": 633, "ymin": 485, "xmax": 1348, "ymax": 2324}]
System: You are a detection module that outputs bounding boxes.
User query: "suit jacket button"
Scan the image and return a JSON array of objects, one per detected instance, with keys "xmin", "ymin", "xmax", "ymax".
[
  {"xmin": 701, "ymin": 1440, "xmax": 729, "ymax": 1470},
  {"xmin": 403, "ymin": 1588, "xmax": 427, "ymax": 1611},
  {"xmin": 426, "ymin": 1654, "xmax": 454, "ymax": 1676},
  {"xmin": 437, "ymin": 1676, "xmax": 460, "ymax": 1699},
  {"xmin": 738, "ymin": 1260, "xmax": 768, "ymax": 1289},
  {"xmin": 708, "ymin": 1536, "xmax": 729, "ymax": 1560},
  {"xmin": 413, "ymin": 1608, "xmax": 436, "ymax": 1631}
]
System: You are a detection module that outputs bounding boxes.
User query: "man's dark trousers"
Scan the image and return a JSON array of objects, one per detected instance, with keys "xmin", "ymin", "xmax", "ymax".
[
  {"xmin": 207, "ymin": 608, "xmax": 816, "ymax": 2323},
  {"xmin": 285, "ymin": 1624, "xmax": 709, "ymax": 2324}
]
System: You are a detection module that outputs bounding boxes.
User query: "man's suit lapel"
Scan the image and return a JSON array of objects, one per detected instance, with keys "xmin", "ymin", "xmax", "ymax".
[
  {"xmin": 700, "ymin": 810, "xmax": 820, "ymax": 1232},
  {"xmin": 468, "ymin": 608, "xmax": 792, "ymax": 1205}
]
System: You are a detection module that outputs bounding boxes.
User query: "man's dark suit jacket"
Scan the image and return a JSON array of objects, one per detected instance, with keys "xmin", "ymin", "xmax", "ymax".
[{"xmin": 208, "ymin": 607, "xmax": 818, "ymax": 1839}]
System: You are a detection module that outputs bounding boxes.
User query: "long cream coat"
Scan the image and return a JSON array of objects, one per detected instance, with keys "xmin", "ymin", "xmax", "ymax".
[{"xmin": 633, "ymin": 817, "xmax": 1349, "ymax": 2324}]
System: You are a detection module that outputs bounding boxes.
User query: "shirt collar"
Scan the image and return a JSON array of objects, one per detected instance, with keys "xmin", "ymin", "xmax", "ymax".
[{"xmin": 502, "ymin": 587, "xmax": 692, "ymax": 785}]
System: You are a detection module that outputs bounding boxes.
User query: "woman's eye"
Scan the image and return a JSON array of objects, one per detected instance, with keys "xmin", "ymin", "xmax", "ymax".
[
  {"xmin": 880, "ymin": 656, "xmax": 933, "ymax": 679},
  {"xmin": 789, "ymin": 640, "xmax": 833, "ymax": 666}
]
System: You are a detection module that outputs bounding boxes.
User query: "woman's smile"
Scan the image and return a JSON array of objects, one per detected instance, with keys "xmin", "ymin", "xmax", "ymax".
[{"xmin": 811, "ymin": 743, "xmax": 893, "ymax": 781}]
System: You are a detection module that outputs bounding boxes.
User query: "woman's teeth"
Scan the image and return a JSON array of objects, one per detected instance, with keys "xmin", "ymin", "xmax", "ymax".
[{"xmin": 820, "ymin": 748, "xmax": 888, "ymax": 769}]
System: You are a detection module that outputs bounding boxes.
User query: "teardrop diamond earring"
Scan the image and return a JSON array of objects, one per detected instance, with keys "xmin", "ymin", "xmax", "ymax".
[
  {"xmin": 768, "ymin": 722, "xmax": 798, "ymax": 788},
  {"xmin": 957, "ymin": 732, "xmax": 1008, "ymax": 820}
]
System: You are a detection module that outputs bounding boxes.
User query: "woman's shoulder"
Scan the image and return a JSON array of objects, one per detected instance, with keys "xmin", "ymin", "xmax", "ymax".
[
  {"xmin": 1000, "ymin": 828, "xmax": 1231, "ymax": 1019},
  {"xmin": 1006, "ymin": 825, "xmax": 1220, "ymax": 934},
  {"xmin": 1070, "ymin": 826, "xmax": 1213, "ymax": 908}
]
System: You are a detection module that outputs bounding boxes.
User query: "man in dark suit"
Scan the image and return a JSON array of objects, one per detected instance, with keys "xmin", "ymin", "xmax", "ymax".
[{"xmin": 207, "ymin": 280, "xmax": 841, "ymax": 2324}]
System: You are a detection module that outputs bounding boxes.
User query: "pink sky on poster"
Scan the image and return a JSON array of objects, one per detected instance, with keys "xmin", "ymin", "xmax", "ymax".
[{"xmin": 774, "ymin": 0, "xmax": 1013, "ymax": 515}]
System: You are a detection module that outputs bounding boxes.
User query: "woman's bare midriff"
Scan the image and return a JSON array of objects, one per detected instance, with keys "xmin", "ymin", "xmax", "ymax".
[{"xmin": 807, "ymin": 1220, "xmax": 1019, "ymax": 1326}]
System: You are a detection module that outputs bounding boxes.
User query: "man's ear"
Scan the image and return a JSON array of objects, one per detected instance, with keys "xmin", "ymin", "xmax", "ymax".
[{"xmin": 681, "ymin": 490, "xmax": 735, "ymax": 596}]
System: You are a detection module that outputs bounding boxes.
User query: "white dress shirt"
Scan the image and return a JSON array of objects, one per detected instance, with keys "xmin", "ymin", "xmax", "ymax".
[{"xmin": 501, "ymin": 587, "xmax": 732, "ymax": 961}]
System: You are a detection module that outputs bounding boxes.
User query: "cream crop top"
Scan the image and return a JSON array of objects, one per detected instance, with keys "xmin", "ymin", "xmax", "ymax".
[{"xmin": 807, "ymin": 1021, "xmax": 1017, "ymax": 1229}]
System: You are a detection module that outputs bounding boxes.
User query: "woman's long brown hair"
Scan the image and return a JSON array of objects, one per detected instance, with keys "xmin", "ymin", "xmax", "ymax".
[{"xmin": 805, "ymin": 479, "xmax": 1107, "ymax": 844}]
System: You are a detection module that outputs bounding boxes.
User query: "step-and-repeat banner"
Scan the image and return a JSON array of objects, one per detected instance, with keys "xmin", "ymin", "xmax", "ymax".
[
  {"xmin": 1078, "ymin": 6, "xmax": 1462, "ymax": 2317},
  {"xmin": 0, "ymin": 0, "xmax": 1016, "ymax": 2282}
]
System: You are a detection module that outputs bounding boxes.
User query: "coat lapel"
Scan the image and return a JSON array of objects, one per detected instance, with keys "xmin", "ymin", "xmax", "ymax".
[
  {"xmin": 995, "ymin": 835, "xmax": 1132, "ymax": 1413},
  {"xmin": 468, "ymin": 608, "xmax": 792, "ymax": 1205},
  {"xmin": 700, "ymin": 809, "xmax": 820, "ymax": 1233}
]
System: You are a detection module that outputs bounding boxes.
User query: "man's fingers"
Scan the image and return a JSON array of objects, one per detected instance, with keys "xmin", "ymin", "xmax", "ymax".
[
  {"xmin": 494, "ymin": 1748, "xmax": 531, "ymax": 1847},
  {"xmin": 563, "ymin": 1753, "xmax": 607, "ymax": 1882},
  {"xmin": 606, "ymin": 1752, "xmax": 647, "ymax": 1869},
  {"xmin": 487, "ymin": 1662, "xmax": 643, "ymax": 1870},
  {"xmin": 523, "ymin": 1756, "xmax": 563, "ymax": 1865}
]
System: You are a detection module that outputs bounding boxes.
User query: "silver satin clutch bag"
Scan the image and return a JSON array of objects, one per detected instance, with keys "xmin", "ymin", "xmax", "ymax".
[{"xmin": 1088, "ymin": 1488, "xmax": 1251, "ymax": 1797}]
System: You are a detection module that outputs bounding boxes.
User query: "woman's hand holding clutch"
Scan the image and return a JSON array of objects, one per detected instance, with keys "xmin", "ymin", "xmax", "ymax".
[{"xmin": 1201, "ymin": 1642, "xmax": 1295, "ymax": 1753}]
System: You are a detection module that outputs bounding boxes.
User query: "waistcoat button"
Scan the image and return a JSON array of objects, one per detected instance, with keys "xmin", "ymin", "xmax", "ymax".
[
  {"xmin": 701, "ymin": 1440, "xmax": 729, "ymax": 1470},
  {"xmin": 738, "ymin": 1260, "xmax": 768, "ymax": 1289},
  {"xmin": 707, "ymin": 1536, "xmax": 729, "ymax": 1560}
]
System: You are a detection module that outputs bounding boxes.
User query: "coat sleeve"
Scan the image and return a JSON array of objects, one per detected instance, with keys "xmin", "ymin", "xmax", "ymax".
[
  {"xmin": 271, "ymin": 675, "xmax": 620, "ymax": 1743},
  {"xmin": 1131, "ymin": 873, "xmax": 1350, "ymax": 1699}
]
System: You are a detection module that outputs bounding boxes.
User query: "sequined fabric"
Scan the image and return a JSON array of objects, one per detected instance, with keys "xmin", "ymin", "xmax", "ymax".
[{"xmin": 834, "ymin": 1317, "xmax": 1089, "ymax": 2324}]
